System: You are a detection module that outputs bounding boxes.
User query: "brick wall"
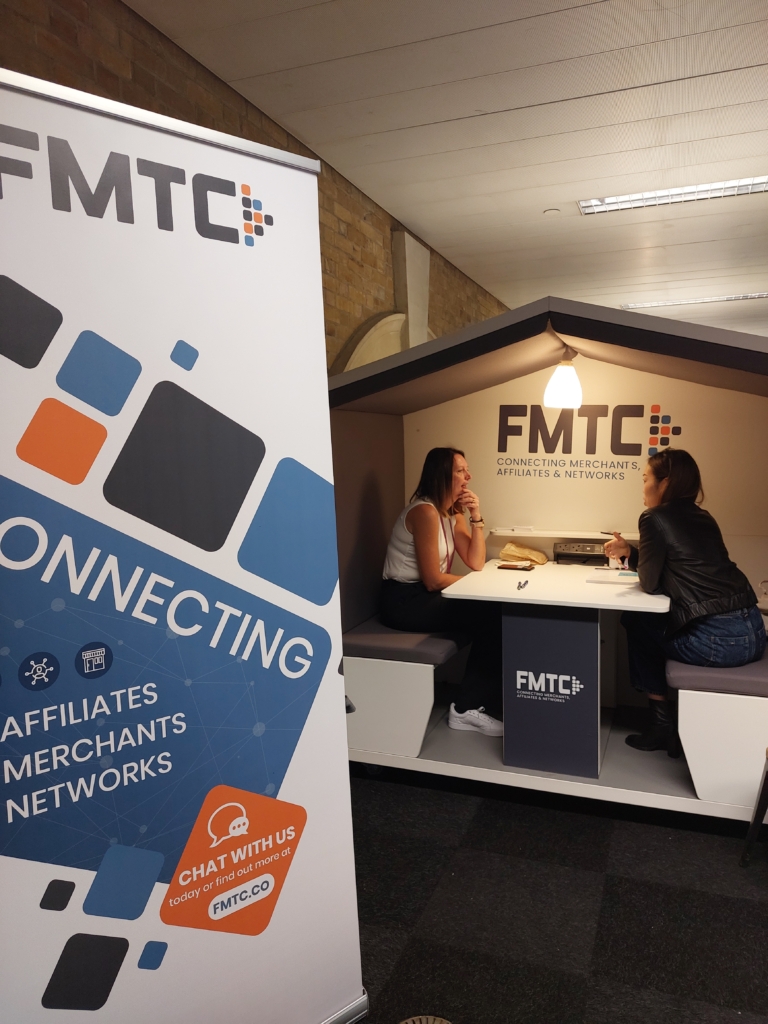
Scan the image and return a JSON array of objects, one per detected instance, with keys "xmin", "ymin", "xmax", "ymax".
[{"xmin": 1, "ymin": 0, "xmax": 508, "ymax": 366}]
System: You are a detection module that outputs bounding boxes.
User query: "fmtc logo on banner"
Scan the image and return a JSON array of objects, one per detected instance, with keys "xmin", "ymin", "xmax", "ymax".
[{"xmin": 0, "ymin": 124, "xmax": 276, "ymax": 247}]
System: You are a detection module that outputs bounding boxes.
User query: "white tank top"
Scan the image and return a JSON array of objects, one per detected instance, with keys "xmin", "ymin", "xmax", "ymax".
[{"xmin": 382, "ymin": 499, "xmax": 455, "ymax": 582}]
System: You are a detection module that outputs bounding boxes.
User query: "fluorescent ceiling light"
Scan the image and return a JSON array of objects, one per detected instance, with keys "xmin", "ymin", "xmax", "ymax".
[
  {"xmin": 578, "ymin": 176, "xmax": 768, "ymax": 215},
  {"xmin": 621, "ymin": 292, "xmax": 768, "ymax": 310}
]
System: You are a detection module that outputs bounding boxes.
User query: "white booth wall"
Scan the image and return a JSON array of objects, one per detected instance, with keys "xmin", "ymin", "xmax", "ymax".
[{"xmin": 404, "ymin": 357, "xmax": 768, "ymax": 594}]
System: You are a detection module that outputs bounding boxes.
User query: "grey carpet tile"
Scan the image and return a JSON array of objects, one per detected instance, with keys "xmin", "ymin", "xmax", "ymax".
[
  {"xmin": 350, "ymin": 775, "xmax": 482, "ymax": 848},
  {"xmin": 462, "ymin": 793, "xmax": 614, "ymax": 872},
  {"xmin": 584, "ymin": 980, "xmax": 768, "ymax": 1024},
  {"xmin": 415, "ymin": 847, "xmax": 605, "ymax": 973},
  {"xmin": 368, "ymin": 937, "xmax": 588, "ymax": 1024},
  {"xmin": 608, "ymin": 820, "xmax": 768, "ymax": 901},
  {"xmin": 592, "ymin": 875, "xmax": 768, "ymax": 1016},
  {"xmin": 354, "ymin": 835, "xmax": 455, "ymax": 928},
  {"xmin": 358, "ymin": 921, "xmax": 412, "ymax": 1002}
]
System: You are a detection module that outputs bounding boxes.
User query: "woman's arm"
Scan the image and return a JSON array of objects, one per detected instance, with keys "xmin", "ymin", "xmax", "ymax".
[
  {"xmin": 636, "ymin": 513, "xmax": 666, "ymax": 594},
  {"xmin": 452, "ymin": 488, "xmax": 486, "ymax": 571},
  {"xmin": 407, "ymin": 503, "xmax": 463, "ymax": 591}
]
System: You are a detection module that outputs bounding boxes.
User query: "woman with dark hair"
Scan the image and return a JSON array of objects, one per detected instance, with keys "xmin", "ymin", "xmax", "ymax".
[
  {"xmin": 380, "ymin": 447, "xmax": 503, "ymax": 736},
  {"xmin": 605, "ymin": 448, "xmax": 765, "ymax": 754}
]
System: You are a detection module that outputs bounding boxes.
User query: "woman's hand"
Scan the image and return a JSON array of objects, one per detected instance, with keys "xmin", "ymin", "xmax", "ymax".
[
  {"xmin": 453, "ymin": 489, "xmax": 486, "ymax": 571},
  {"xmin": 604, "ymin": 532, "xmax": 631, "ymax": 560},
  {"xmin": 457, "ymin": 487, "xmax": 481, "ymax": 519}
]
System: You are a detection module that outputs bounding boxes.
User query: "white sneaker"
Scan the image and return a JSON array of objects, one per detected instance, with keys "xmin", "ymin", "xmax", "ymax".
[{"xmin": 448, "ymin": 703, "xmax": 503, "ymax": 737}]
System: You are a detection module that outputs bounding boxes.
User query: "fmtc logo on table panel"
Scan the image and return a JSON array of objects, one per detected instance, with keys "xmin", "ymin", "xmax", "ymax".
[
  {"xmin": 516, "ymin": 671, "xmax": 584, "ymax": 700},
  {"xmin": 0, "ymin": 123, "xmax": 275, "ymax": 247}
]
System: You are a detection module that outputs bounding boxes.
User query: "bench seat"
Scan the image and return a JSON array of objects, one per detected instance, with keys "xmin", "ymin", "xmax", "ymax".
[
  {"xmin": 666, "ymin": 648, "xmax": 768, "ymax": 807},
  {"xmin": 667, "ymin": 649, "xmax": 768, "ymax": 698},
  {"xmin": 343, "ymin": 616, "xmax": 469, "ymax": 758},
  {"xmin": 343, "ymin": 616, "xmax": 465, "ymax": 665}
]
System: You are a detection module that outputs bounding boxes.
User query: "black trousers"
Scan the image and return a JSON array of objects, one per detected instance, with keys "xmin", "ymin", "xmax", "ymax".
[{"xmin": 379, "ymin": 579, "xmax": 503, "ymax": 718}]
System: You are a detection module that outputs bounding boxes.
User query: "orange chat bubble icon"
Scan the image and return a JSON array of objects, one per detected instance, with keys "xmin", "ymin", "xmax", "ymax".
[{"xmin": 161, "ymin": 785, "xmax": 306, "ymax": 936}]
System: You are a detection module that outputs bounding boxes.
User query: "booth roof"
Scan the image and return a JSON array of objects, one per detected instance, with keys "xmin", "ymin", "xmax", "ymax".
[{"xmin": 328, "ymin": 297, "xmax": 768, "ymax": 415}]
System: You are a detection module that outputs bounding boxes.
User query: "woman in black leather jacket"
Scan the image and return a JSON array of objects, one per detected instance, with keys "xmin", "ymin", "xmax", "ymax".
[{"xmin": 605, "ymin": 449, "xmax": 766, "ymax": 755}]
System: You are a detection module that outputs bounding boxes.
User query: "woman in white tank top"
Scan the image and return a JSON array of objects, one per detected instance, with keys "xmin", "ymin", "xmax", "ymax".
[{"xmin": 380, "ymin": 447, "xmax": 503, "ymax": 736}]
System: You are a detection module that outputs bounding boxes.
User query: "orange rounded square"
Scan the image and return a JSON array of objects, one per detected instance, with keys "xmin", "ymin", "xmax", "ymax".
[
  {"xmin": 253, "ymin": 212, "xmax": 263, "ymax": 224},
  {"xmin": 241, "ymin": 184, "xmax": 251, "ymax": 196},
  {"xmin": 161, "ymin": 785, "xmax": 306, "ymax": 936},
  {"xmin": 17, "ymin": 398, "xmax": 107, "ymax": 484},
  {"xmin": 651, "ymin": 404, "xmax": 661, "ymax": 414},
  {"xmin": 648, "ymin": 438, "xmax": 657, "ymax": 446},
  {"xmin": 243, "ymin": 222, "xmax": 253, "ymax": 234},
  {"xmin": 660, "ymin": 425, "xmax": 670, "ymax": 435}
]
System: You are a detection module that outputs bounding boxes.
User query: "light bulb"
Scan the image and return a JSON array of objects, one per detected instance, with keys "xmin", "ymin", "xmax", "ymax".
[{"xmin": 543, "ymin": 359, "xmax": 582, "ymax": 408}]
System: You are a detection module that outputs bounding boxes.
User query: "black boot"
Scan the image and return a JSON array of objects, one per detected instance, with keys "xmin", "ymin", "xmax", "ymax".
[{"xmin": 626, "ymin": 699, "xmax": 680, "ymax": 757}]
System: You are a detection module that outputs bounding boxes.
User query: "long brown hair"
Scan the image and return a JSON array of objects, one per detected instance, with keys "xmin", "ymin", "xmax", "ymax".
[
  {"xmin": 647, "ymin": 448, "xmax": 704, "ymax": 504},
  {"xmin": 411, "ymin": 447, "xmax": 465, "ymax": 515}
]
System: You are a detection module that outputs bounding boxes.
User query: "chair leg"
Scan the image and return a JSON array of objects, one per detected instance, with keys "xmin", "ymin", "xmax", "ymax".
[{"xmin": 741, "ymin": 751, "xmax": 768, "ymax": 867}]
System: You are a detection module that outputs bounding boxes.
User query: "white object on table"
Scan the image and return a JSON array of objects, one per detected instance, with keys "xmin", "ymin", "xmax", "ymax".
[
  {"xmin": 586, "ymin": 569, "xmax": 639, "ymax": 585},
  {"xmin": 443, "ymin": 560, "xmax": 669, "ymax": 614}
]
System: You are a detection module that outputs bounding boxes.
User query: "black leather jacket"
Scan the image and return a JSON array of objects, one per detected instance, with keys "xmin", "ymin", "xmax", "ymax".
[{"xmin": 628, "ymin": 499, "xmax": 756, "ymax": 634}]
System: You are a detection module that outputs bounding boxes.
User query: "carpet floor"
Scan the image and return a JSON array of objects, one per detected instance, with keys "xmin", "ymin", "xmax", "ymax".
[{"xmin": 350, "ymin": 758, "xmax": 768, "ymax": 1024}]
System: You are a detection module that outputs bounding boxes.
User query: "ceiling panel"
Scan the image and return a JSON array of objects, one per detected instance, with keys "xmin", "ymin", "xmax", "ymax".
[
  {"xmin": 127, "ymin": 0, "xmax": 768, "ymax": 335},
  {"xmin": 236, "ymin": 6, "xmax": 768, "ymax": 113},
  {"xmin": 321, "ymin": 84, "xmax": 768, "ymax": 189}
]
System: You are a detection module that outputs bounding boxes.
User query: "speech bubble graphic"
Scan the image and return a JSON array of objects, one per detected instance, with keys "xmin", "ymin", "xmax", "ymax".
[{"xmin": 208, "ymin": 802, "xmax": 250, "ymax": 848}]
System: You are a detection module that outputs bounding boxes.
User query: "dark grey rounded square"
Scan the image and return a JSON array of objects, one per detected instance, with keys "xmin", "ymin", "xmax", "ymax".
[
  {"xmin": 42, "ymin": 933, "xmax": 128, "ymax": 1010},
  {"xmin": 40, "ymin": 879, "xmax": 76, "ymax": 911},
  {"xmin": 103, "ymin": 381, "xmax": 265, "ymax": 551},
  {"xmin": 0, "ymin": 275, "xmax": 63, "ymax": 368}
]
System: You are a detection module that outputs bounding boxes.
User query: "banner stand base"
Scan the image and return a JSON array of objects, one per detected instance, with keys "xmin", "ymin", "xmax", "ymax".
[{"xmin": 320, "ymin": 991, "xmax": 368, "ymax": 1024}]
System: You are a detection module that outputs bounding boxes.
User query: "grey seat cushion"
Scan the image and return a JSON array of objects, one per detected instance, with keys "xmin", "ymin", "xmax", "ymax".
[
  {"xmin": 666, "ymin": 647, "xmax": 768, "ymax": 697},
  {"xmin": 343, "ymin": 616, "xmax": 468, "ymax": 666}
]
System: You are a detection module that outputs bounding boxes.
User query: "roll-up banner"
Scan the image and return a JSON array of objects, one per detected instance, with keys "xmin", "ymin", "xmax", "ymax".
[{"xmin": 0, "ymin": 70, "xmax": 365, "ymax": 1024}]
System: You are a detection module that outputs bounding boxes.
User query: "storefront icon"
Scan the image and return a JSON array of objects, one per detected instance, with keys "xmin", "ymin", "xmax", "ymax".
[
  {"xmin": 75, "ymin": 641, "xmax": 113, "ymax": 679},
  {"xmin": 81, "ymin": 647, "xmax": 106, "ymax": 674}
]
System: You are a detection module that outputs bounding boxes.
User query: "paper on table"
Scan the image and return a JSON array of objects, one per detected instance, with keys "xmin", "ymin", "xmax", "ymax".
[{"xmin": 586, "ymin": 570, "xmax": 639, "ymax": 585}]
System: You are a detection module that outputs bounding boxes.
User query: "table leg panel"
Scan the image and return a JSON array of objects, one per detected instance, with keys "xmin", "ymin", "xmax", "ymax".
[{"xmin": 502, "ymin": 607, "xmax": 601, "ymax": 778}]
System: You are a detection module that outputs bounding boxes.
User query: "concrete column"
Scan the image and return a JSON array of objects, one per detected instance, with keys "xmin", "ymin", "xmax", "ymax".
[{"xmin": 392, "ymin": 229, "xmax": 430, "ymax": 348}]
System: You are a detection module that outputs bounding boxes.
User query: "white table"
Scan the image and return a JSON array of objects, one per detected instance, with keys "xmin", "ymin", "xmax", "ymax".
[
  {"xmin": 443, "ymin": 560, "xmax": 670, "ymax": 612},
  {"xmin": 444, "ymin": 561, "xmax": 669, "ymax": 778}
]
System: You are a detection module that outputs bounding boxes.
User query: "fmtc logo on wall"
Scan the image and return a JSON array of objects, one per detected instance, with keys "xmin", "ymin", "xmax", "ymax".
[
  {"xmin": 496, "ymin": 402, "xmax": 683, "ymax": 478},
  {"xmin": 0, "ymin": 123, "xmax": 275, "ymax": 247}
]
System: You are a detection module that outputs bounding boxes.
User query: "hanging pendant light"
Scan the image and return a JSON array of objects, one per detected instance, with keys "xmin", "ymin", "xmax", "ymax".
[{"xmin": 543, "ymin": 344, "xmax": 582, "ymax": 409}]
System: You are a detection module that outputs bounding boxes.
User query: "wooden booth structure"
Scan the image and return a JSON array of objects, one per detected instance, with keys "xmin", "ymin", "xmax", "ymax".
[{"xmin": 329, "ymin": 297, "xmax": 768, "ymax": 821}]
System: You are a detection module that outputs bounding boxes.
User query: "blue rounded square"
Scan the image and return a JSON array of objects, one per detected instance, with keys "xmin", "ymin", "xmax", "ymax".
[
  {"xmin": 238, "ymin": 458, "xmax": 338, "ymax": 605},
  {"xmin": 170, "ymin": 340, "xmax": 199, "ymax": 371},
  {"xmin": 244, "ymin": 236, "xmax": 255, "ymax": 247},
  {"xmin": 83, "ymin": 844, "xmax": 164, "ymax": 920},
  {"xmin": 56, "ymin": 331, "xmax": 141, "ymax": 416},
  {"xmin": 138, "ymin": 941, "xmax": 168, "ymax": 970},
  {"xmin": 252, "ymin": 199, "xmax": 262, "ymax": 211},
  {"xmin": 661, "ymin": 415, "xmax": 671, "ymax": 424}
]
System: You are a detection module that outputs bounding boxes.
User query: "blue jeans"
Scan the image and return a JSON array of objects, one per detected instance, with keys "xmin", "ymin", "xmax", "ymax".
[{"xmin": 621, "ymin": 606, "xmax": 766, "ymax": 696}]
